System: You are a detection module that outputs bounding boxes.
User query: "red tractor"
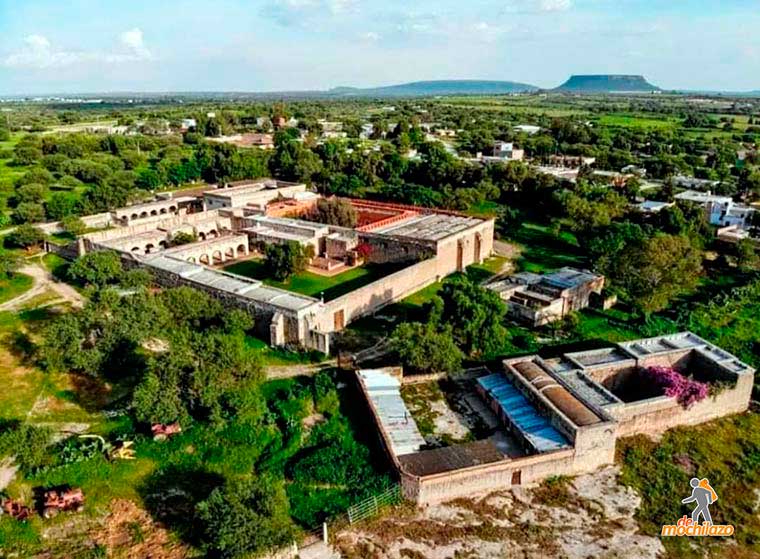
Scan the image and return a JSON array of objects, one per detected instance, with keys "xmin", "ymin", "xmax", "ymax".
[
  {"xmin": 1, "ymin": 498, "xmax": 31, "ymax": 521},
  {"xmin": 42, "ymin": 488, "xmax": 85, "ymax": 518},
  {"xmin": 151, "ymin": 422, "xmax": 182, "ymax": 441}
]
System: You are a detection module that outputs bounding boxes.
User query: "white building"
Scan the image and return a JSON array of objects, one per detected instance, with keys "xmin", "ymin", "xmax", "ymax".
[
  {"xmin": 675, "ymin": 190, "xmax": 756, "ymax": 227},
  {"xmin": 514, "ymin": 124, "xmax": 542, "ymax": 135}
]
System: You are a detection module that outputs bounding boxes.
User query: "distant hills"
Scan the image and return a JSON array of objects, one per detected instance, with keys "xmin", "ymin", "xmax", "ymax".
[
  {"xmin": 328, "ymin": 80, "xmax": 539, "ymax": 97},
  {"xmin": 554, "ymin": 75, "xmax": 661, "ymax": 93}
]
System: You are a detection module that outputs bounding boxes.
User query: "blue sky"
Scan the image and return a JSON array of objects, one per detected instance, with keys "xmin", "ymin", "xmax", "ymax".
[{"xmin": 1, "ymin": 0, "xmax": 759, "ymax": 94}]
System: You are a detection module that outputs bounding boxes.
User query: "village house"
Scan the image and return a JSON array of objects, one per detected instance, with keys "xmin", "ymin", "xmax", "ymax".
[{"xmin": 485, "ymin": 267, "xmax": 605, "ymax": 326}]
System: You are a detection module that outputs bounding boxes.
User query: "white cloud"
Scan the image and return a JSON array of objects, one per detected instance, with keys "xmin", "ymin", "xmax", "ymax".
[
  {"xmin": 505, "ymin": 0, "xmax": 573, "ymax": 14},
  {"xmin": 262, "ymin": 0, "xmax": 358, "ymax": 26},
  {"xmin": 119, "ymin": 28, "xmax": 151, "ymax": 59},
  {"xmin": 2, "ymin": 29, "xmax": 153, "ymax": 69},
  {"xmin": 360, "ymin": 31, "xmax": 381, "ymax": 42},
  {"xmin": 538, "ymin": 0, "xmax": 572, "ymax": 12}
]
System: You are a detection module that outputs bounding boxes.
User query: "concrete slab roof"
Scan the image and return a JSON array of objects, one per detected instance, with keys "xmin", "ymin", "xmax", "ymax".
[
  {"xmin": 372, "ymin": 213, "xmax": 485, "ymax": 242},
  {"xmin": 141, "ymin": 255, "xmax": 320, "ymax": 313}
]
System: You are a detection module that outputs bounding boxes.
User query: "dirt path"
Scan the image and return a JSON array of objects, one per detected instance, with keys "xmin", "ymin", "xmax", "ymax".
[
  {"xmin": 492, "ymin": 240, "xmax": 521, "ymax": 275},
  {"xmin": 0, "ymin": 262, "xmax": 84, "ymax": 312},
  {"xmin": 265, "ymin": 360, "xmax": 338, "ymax": 380}
]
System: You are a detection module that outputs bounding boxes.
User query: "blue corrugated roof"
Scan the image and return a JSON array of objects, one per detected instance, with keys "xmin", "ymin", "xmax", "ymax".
[{"xmin": 478, "ymin": 373, "xmax": 569, "ymax": 453}]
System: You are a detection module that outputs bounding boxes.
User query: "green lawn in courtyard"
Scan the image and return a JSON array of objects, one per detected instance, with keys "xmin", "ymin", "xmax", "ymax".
[{"xmin": 223, "ymin": 258, "xmax": 404, "ymax": 301}]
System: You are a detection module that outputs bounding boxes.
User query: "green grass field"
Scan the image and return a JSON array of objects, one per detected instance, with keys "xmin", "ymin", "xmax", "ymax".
[
  {"xmin": 223, "ymin": 258, "xmax": 404, "ymax": 300},
  {"xmin": 507, "ymin": 222, "xmax": 585, "ymax": 273},
  {"xmin": 595, "ymin": 113, "xmax": 678, "ymax": 130},
  {"xmin": 618, "ymin": 412, "xmax": 760, "ymax": 557},
  {"xmin": 0, "ymin": 273, "xmax": 33, "ymax": 305}
]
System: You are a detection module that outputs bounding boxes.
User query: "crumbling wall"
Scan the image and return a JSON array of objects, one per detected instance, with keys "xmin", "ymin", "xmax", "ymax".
[{"xmin": 357, "ymin": 232, "xmax": 435, "ymax": 265}]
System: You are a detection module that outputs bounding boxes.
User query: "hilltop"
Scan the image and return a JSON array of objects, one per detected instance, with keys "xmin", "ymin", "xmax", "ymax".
[
  {"xmin": 554, "ymin": 75, "xmax": 661, "ymax": 93},
  {"xmin": 329, "ymin": 79, "xmax": 539, "ymax": 97}
]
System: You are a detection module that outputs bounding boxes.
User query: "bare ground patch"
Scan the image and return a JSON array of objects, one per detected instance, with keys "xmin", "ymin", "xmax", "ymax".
[{"xmin": 334, "ymin": 466, "xmax": 663, "ymax": 559}]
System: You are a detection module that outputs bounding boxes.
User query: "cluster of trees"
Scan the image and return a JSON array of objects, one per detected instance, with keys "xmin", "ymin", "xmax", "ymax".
[
  {"xmin": 581, "ymin": 201, "xmax": 711, "ymax": 314},
  {"xmin": 5, "ymin": 132, "xmax": 270, "ymax": 224},
  {"xmin": 391, "ymin": 276, "xmax": 508, "ymax": 374},
  {"xmin": 41, "ymin": 283, "xmax": 263, "ymax": 429},
  {"xmin": 306, "ymin": 197, "xmax": 358, "ymax": 228}
]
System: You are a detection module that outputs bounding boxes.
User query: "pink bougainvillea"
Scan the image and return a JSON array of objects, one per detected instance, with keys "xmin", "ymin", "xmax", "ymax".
[{"xmin": 640, "ymin": 366, "xmax": 709, "ymax": 408}]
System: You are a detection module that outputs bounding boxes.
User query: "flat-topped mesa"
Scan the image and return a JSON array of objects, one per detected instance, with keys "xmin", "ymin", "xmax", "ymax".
[{"xmin": 555, "ymin": 74, "xmax": 661, "ymax": 93}]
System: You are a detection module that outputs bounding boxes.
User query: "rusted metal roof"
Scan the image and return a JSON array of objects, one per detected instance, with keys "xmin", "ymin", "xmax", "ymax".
[{"xmin": 398, "ymin": 440, "xmax": 505, "ymax": 477}]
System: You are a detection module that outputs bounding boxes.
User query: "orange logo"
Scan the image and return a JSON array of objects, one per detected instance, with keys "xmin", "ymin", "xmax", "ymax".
[{"xmin": 661, "ymin": 478, "xmax": 734, "ymax": 537}]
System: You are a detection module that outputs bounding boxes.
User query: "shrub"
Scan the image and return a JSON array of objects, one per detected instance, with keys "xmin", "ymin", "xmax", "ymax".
[
  {"xmin": 196, "ymin": 476, "xmax": 297, "ymax": 559},
  {"xmin": 0, "ymin": 422, "xmax": 52, "ymax": 472},
  {"xmin": 5, "ymin": 224, "xmax": 46, "ymax": 249},
  {"xmin": 640, "ymin": 366, "xmax": 708, "ymax": 408}
]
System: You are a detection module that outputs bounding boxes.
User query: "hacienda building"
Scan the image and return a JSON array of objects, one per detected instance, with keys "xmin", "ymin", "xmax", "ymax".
[{"xmin": 66, "ymin": 179, "xmax": 494, "ymax": 354}]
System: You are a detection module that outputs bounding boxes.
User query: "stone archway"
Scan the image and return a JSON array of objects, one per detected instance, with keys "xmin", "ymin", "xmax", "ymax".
[
  {"xmin": 131, "ymin": 246, "xmax": 141, "ymax": 253},
  {"xmin": 456, "ymin": 240, "xmax": 464, "ymax": 272},
  {"xmin": 207, "ymin": 230, "xmax": 218, "ymax": 239},
  {"xmin": 199, "ymin": 254, "xmax": 210, "ymax": 265},
  {"xmin": 160, "ymin": 208, "xmax": 167, "ymax": 214},
  {"xmin": 150, "ymin": 210, "xmax": 158, "ymax": 216},
  {"xmin": 237, "ymin": 243, "xmax": 248, "ymax": 256},
  {"xmin": 145, "ymin": 243, "xmax": 155, "ymax": 254},
  {"xmin": 140, "ymin": 211, "xmax": 148, "ymax": 219},
  {"xmin": 225, "ymin": 247, "xmax": 236, "ymax": 260},
  {"xmin": 212, "ymin": 250, "xmax": 224, "ymax": 264},
  {"xmin": 130, "ymin": 213, "xmax": 138, "ymax": 221},
  {"xmin": 198, "ymin": 232, "xmax": 206, "ymax": 241},
  {"xmin": 474, "ymin": 233, "xmax": 482, "ymax": 264}
]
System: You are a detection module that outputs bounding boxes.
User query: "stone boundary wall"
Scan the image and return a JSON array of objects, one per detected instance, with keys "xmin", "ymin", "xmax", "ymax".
[
  {"xmin": 36, "ymin": 212, "xmax": 113, "ymax": 235},
  {"xmin": 354, "ymin": 368, "xmax": 615, "ymax": 506},
  {"xmin": 319, "ymin": 257, "xmax": 440, "ymax": 331},
  {"xmin": 610, "ymin": 371, "xmax": 753, "ymax": 437},
  {"xmin": 401, "ymin": 448, "xmax": 577, "ymax": 505},
  {"xmin": 120, "ymin": 254, "xmax": 300, "ymax": 344}
]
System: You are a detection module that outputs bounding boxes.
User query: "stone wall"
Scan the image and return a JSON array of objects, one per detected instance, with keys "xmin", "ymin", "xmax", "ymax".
[
  {"xmin": 609, "ymin": 370, "xmax": 753, "ymax": 437},
  {"xmin": 357, "ymin": 232, "xmax": 436, "ymax": 265},
  {"xmin": 319, "ymin": 258, "xmax": 440, "ymax": 331}
]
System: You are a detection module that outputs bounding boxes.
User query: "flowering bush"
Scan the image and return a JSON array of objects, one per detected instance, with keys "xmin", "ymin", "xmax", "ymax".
[
  {"xmin": 355, "ymin": 242, "xmax": 372, "ymax": 258},
  {"xmin": 640, "ymin": 366, "xmax": 708, "ymax": 408}
]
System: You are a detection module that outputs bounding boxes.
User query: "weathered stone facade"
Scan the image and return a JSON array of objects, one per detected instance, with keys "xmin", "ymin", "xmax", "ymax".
[{"xmin": 357, "ymin": 333, "xmax": 754, "ymax": 505}]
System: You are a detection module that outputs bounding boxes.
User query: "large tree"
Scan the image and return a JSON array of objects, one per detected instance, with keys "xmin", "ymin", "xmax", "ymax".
[
  {"xmin": 264, "ymin": 241, "xmax": 310, "ymax": 281},
  {"xmin": 308, "ymin": 197, "xmax": 358, "ymax": 227},
  {"xmin": 433, "ymin": 276, "xmax": 507, "ymax": 357},
  {"xmin": 67, "ymin": 251, "xmax": 123, "ymax": 287},
  {"xmin": 603, "ymin": 233, "xmax": 703, "ymax": 314},
  {"xmin": 391, "ymin": 321, "xmax": 463, "ymax": 375}
]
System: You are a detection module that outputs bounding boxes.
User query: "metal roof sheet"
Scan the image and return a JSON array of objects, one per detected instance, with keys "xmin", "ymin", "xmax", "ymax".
[
  {"xmin": 477, "ymin": 373, "xmax": 569, "ymax": 453},
  {"xmin": 358, "ymin": 369, "xmax": 426, "ymax": 456}
]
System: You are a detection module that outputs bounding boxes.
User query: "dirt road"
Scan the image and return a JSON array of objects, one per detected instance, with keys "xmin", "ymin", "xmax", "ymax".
[{"xmin": 0, "ymin": 262, "xmax": 85, "ymax": 312}]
